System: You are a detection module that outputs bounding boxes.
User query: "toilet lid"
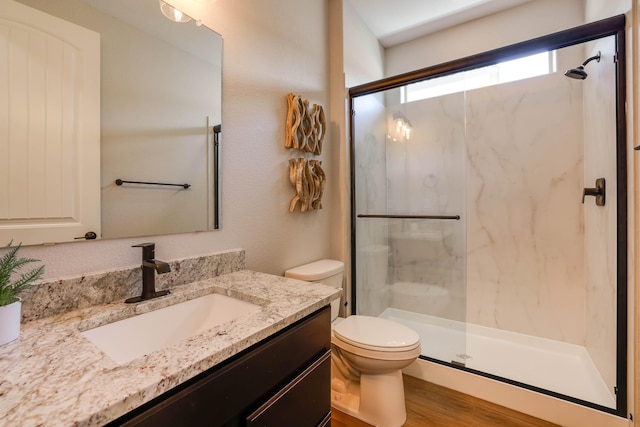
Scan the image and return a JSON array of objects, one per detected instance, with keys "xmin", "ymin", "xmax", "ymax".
[{"xmin": 333, "ymin": 315, "xmax": 420, "ymax": 352}]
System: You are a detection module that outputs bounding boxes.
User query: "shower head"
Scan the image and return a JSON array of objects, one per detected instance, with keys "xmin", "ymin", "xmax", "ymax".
[
  {"xmin": 564, "ymin": 66, "xmax": 588, "ymax": 80},
  {"xmin": 564, "ymin": 51, "xmax": 601, "ymax": 80}
]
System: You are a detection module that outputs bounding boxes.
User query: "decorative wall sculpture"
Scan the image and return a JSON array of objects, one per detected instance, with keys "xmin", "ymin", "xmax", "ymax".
[
  {"xmin": 285, "ymin": 93, "xmax": 325, "ymax": 154},
  {"xmin": 288, "ymin": 158, "xmax": 326, "ymax": 212},
  {"xmin": 286, "ymin": 93, "xmax": 326, "ymax": 212}
]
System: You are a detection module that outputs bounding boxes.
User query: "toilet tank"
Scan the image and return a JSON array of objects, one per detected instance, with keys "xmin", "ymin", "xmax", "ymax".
[
  {"xmin": 284, "ymin": 259, "xmax": 344, "ymax": 319},
  {"xmin": 284, "ymin": 259, "xmax": 344, "ymax": 287}
]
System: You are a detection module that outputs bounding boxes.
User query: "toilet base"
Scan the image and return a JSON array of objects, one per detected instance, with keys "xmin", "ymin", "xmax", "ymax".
[{"xmin": 331, "ymin": 370, "xmax": 408, "ymax": 427}]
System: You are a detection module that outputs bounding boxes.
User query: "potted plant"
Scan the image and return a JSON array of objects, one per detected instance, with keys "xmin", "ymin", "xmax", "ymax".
[{"xmin": 0, "ymin": 241, "xmax": 44, "ymax": 346}]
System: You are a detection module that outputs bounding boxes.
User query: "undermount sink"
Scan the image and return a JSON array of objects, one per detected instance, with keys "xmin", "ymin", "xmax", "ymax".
[{"xmin": 81, "ymin": 293, "xmax": 261, "ymax": 364}]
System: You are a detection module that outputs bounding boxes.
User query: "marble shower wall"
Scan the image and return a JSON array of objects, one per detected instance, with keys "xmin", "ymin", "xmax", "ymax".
[
  {"xmin": 384, "ymin": 72, "xmax": 586, "ymax": 340},
  {"xmin": 582, "ymin": 37, "xmax": 617, "ymax": 396},
  {"xmin": 383, "ymin": 47, "xmax": 606, "ymax": 346},
  {"xmin": 464, "ymin": 68, "xmax": 586, "ymax": 344}
]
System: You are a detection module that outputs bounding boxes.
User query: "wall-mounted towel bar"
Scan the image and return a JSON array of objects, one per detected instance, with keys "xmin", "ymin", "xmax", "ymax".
[
  {"xmin": 115, "ymin": 179, "xmax": 190, "ymax": 189},
  {"xmin": 357, "ymin": 214, "xmax": 460, "ymax": 220}
]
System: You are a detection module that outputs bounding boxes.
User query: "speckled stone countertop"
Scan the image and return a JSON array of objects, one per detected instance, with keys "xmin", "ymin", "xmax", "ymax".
[{"xmin": 0, "ymin": 270, "xmax": 341, "ymax": 427}]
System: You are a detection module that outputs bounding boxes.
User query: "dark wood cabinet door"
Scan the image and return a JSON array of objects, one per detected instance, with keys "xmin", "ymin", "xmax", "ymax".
[{"xmin": 246, "ymin": 351, "xmax": 331, "ymax": 427}]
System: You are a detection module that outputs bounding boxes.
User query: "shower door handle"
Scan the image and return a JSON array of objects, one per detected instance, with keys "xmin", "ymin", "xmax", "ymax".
[{"xmin": 582, "ymin": 178, "xmax": 605, "ymax": 206}]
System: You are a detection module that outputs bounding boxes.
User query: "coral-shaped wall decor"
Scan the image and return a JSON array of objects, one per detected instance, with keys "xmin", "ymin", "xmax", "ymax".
[
  {"xmin": 285, "ymin": 93, "xmax": 325, "ymax": 155},
  {"xmin": 288, "ymin": 158, "xmax": 326, "ymax": 212}
]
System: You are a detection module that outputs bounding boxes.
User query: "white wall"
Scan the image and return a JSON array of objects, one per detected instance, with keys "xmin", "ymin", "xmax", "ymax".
[
  {"xmin": 18, "ymin": 0, "xmax": 333, "ymax": 280},
  {"xmin": 342, "ymin": 0, "xmax": 384, "ymax": 87},
  {"xmin": 385, "ymin": 0, "xmax": 585, "ymax": 77},
  {"xmin": 585, "ymin": 0, "xmax": 631, "ymax": 20}
]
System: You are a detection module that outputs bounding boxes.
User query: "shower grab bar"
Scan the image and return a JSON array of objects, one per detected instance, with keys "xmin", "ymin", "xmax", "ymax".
[
  {"xmin": 115, "ymin": 179, "xmax": 191, "ymax": 189},
  {"xmin": 357, "ymin": 214, "xmax": 460, "ymax": 220}
]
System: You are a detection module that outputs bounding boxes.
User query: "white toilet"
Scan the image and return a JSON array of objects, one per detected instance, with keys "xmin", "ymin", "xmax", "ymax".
[
  {"xmin": 284, "ymin": 259, "xmax": 421, "ymax": 427},
  {"xmin": 284, "ymin": 259, "xmax": 345, "ymax": 320}
]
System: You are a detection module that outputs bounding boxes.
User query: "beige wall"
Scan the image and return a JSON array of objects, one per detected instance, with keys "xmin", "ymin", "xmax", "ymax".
[
  {"xmin": 384, "ymin": 0, "xmax": 585, "ymax": 77},
  {"xmin": 342, "ymin": 0, "xmax": 384, "ymax": 87},
  {"xmin": 18, "ymin": 0, "xmax": 334, "ymax": 280}
]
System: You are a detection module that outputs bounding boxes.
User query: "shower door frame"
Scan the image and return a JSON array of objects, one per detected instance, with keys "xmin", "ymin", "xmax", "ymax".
[{"xmin": 348, "ymin": 15, "xmax": 628, "ymax": 417}]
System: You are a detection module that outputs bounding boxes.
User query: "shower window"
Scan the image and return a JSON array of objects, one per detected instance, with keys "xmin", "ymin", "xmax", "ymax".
[
  {"xmin": 349, "ymin": 16, "xmax": 627, "ymax": 418},
  {"xmin": 401, "ymin": 50, "xmax": 557, "ymax": 103}
]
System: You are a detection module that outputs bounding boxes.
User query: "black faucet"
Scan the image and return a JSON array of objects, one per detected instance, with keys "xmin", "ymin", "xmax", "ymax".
[{"xmin": 125, "ymin": 243, "xmax": 172, "ymax": 303}]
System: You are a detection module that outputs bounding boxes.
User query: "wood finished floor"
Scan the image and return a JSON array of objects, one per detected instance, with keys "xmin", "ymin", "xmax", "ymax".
[{"xmin": 331, "ymin": 375, "xmax": 559, "ymax": 427}]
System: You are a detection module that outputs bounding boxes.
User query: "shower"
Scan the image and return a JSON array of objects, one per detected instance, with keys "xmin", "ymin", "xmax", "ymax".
[
  {"xmin": 349, "ymin": 16, "xmax": 627, "ymax": 421},
  {"xmin": 564, "ymin": 51, "xmax": 601, "ymax": 79}
]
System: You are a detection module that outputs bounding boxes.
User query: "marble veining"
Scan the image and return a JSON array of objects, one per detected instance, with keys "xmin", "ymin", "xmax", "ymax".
[
  {"xmin": 355, "ymin": 57, "xmax": 595, "ymax": 345},
  {"xmin": 0, "ymin": 270, "xmax": 341, "ymax": 427}
]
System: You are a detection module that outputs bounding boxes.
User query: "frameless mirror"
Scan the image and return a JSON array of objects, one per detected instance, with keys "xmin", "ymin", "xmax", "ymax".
[{"xmin": 3, "ymin": 0, "xmax": 222, "ymax": 244}]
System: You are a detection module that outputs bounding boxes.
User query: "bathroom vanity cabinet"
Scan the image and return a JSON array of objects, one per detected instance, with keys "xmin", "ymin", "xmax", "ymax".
[{"xmin": 108, "ymin": 306, "xmax": 331, "ymax": 427}]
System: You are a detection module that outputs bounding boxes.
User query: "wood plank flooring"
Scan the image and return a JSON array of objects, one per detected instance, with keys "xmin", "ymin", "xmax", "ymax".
[{"xmin": 331, "ymin": 375, "xmax": 559, "ymax": 427}]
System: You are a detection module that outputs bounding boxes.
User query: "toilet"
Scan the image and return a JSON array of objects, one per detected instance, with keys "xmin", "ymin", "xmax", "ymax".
[
  {"xmin": 284, "ymin": 259, "xmax": 421, "ymax": 427},
  {"xmin": 284, "ymin": 259, "xmax": 345, "ymax": 320}
]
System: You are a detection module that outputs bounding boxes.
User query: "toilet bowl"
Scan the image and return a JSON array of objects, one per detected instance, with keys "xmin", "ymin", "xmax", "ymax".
[
  {"xmin": 331, "ymin": 315, "xmax": 420, "ymax": 427},
  {"xmin": 285, "ymin": 259, "xmax": 421, "ymax": 427}
]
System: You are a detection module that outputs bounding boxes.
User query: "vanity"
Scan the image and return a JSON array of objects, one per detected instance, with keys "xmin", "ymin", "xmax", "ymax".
[
  {"xmin": 0, "ymin": 268, "xmax": 341, "ymax": 427},
  {"xmin": 111, "ymin": 307, "xmax": 331, "ymax": 426}
]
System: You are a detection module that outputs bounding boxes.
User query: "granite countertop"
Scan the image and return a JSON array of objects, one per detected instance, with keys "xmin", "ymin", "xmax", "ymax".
[{"xmin": 0, "ymin": 270, "xmax": 341, "ymax": 427}]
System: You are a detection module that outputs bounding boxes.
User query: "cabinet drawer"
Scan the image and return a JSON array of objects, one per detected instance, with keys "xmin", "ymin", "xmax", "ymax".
[{"xmin": 246, "ymin": 350, "xmax": 331, "ymax": 427}]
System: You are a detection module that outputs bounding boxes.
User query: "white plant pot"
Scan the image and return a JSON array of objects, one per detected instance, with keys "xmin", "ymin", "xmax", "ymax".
[{"xmin": 0, "ymin": 299, "xmax": 21, "ymax": 346}]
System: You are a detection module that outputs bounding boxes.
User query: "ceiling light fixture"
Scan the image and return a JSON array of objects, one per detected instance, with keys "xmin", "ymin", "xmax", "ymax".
[{"xmin": 159, "ymin": 0, "xmax": 192, "ymax": 23}]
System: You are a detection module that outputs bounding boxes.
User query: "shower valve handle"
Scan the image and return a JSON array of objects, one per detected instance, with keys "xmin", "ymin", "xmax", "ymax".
[{"xmin": 582, "ymin": 178, "xmax": 605, "ymax": 206}]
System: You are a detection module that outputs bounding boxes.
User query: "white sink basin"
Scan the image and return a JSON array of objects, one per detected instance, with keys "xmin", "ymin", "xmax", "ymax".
[{"xmin": 81, "ymin": 293, "xmax": 261, "ymax": 364}]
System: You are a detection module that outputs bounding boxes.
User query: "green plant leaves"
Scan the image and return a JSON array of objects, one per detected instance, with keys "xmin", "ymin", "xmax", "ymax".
[{"xmin": 0, "ymin": 241, "xmax": 44, "ymax": 307}]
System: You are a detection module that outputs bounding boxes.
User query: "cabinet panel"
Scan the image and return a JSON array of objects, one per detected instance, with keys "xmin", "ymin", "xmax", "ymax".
[{"xmin": 246, "ymin": 350, "xmax": 331, "ymax": 427}]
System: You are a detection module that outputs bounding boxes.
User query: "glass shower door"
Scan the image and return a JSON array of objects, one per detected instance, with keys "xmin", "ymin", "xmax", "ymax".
[
  {"xmin": 352, "ymin": 86, "xmax": 468, "ymax": 366},
  {"xmin": 350, "ymin": 16, "xmax": 627, "ymax": 416}
]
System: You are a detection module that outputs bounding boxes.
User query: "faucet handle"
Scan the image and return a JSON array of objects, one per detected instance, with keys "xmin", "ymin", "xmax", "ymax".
[
  {"xmin": 133, "ymin": 242, "xmax": 155, "ymax": 260},
  {"xmin": 581, "ymin": 178, "xmax": 605, "ymax": 206}
]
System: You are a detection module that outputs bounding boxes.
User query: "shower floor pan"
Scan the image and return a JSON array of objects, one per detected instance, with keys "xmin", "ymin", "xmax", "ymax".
[{"xmin": 380, "ymin": 308, "xmax": 615, "ymax": 409}]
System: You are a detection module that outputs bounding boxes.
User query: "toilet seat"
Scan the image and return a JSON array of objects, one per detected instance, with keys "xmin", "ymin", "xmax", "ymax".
[{"xmin": 333, "ymin": 315, "xmax": 420, "ymax": 353}]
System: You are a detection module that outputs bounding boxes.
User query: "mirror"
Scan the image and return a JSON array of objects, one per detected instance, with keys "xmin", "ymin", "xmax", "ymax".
[{"xmin": 6, "ymin": 0, "xmax": 222, "ymax": 243}]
